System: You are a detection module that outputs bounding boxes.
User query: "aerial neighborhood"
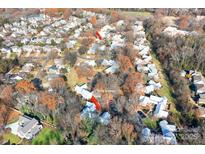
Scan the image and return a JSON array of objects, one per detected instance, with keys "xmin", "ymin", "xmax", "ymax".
[{"xmin": 0, "ymin": 8, "xmax": 205, "ymax": 145}]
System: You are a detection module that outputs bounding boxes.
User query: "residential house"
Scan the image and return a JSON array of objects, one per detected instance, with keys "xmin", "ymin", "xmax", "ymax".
[
  {"xmin": 193, "ymin": 74, "xmax": 204, "ymax": 84},
  {"xmin": 145, "ymin": 80, "xmax": 162, "ymax": 94},
  {"xmin": 1, "ymin": 47, "xmax": 11, "ymax": 54},
  {"xmin": 135, "ymin": 58, "xmax": 144, "ymax": 66},
  {"xmin": 110, "ymin": 34, "xmax": 125, "ymax": 50},
  {"xmin": 98, "ymin": 112, "xmax": 111, "ymax": 125},
  {"xmin": 180, "ymin": 70, "xmax": 187, "ymax": 77},
  {"xmin": 75, "ymin": 84, "xmax": 101, "ymax": 111},
  {"xmin": 147, "ymin": 64, "xmax": 159, "ymax": 80},
  {"xmin": 104, "ymin": 62, "xmax": 119, "ymax": 74},
  {"xmin": 139, "ymin": 46, "xmax": 150, "ymax": 56},
  {"xmin": 21, "ymin": 63, "xmax": 34, "ymax": 73},
  {"xmin": 195, "ymin": 84, "xmax": 205, "ymax": 95},
  {"xmin": 145, "ymin": 85, "xmax": 155, "ymax": 94},
  {"xmin": 135, "ymin": 31, "xmax": 146, "ymax": 38},
  {"xmin": 17, "ymin": 115, "xmax": 42, "ymax": 140},
  {"xmin": 116, "ymin": 20, "xmax": 125, "ymax": 29},
  {"xmin": 141, "ymin": 127, "xmax": 151, "ymax": 143},
  {"xmin": 137, "ymin": 65, "xmax": 149, "ymax": 73},
  {"xmin": 150, "ymin": 95, "xmax": 166, "ymax": 105},
  {"xmin": 142, "ymin": 55, "xmax": 152, "ymax": 64},
  {"xmin": 199, "ymin": 93, "xmax": 205, "ymax": 104},
  {"xmin": 87, "ymin": 43, "xmax": 98, "ymax": 54},
  {"xmin": 10, "ymin": 75, "xmax": 23, "ymax": 81},
  {"xmin": 54, "ymin": 58, "xmax": 65, "ymax": 69},
  {"xmin": 139, "ymin": 96, "xmax": 150, "ymax": 106},
  {"xmin": 134, "ymin": 44, "xmax": 147, "ymax": 51},
  {"xmin": 101, "ymin": 59, "xmax": 116, "ymax": 66},
  {"xmin": 6, "ymin": 115, "xmax": 42, "ymax": 140},
  {"xmin": 148, "ymin": 80, "xmax": 162, "ymax": 89},
  {"xmin": 154, "ymin": 98, "xmax": 168, "ymax": 118},
  {"xmin": 159, "ymin": 120, "xmax": 177, "ymax": 144},
  {"xmin": 48, "ymin": 65, "xmax": 60, "ymax": 74},
  {"xmin": 163, "ymin": 26, "xmax": 189, "ymax": 36},
  {"xmin": 84, "ymin": 60, "xmax": 97, "ymax": 67},
  {"xmin": 66, "ymin": 40, "xmax": 76, "ymax": 49},
  {"xmin": 80, "ymin": 101, "xmax": 97, "ymax": 119},
  {"xmin": 134, "ymin": 38, "xmax": 146, "ymax": 46},
  {"xmin": 75, "ymin": 84, "xmax": 92, "ymax": 100}
]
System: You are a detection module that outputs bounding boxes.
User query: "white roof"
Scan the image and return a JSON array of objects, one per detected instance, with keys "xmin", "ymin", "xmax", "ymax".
[
  {"xmin": 133, "ymin": 25, "xmax": 143, "ymax": 33},
  {"xmin": 139, "ymin": 96, "xmax": 150, "ymax": 106},
  {"xmin": 163, "ymin": 26, "xmax": 189, "ymax": 36},
  {"xmin": 87, "ymin": 43, "xmax": 98, "ymax": 54},
  {"xmin": 102, "ymin": 59, "xmax": 116, "ymax": 66},
  {"xmin": 141, "ymin": 127, "xmax": 151, "ymax": 138},
  {"xmin": 154, "ymin": 110, "xmax": 168, "ymax": 118},
  {"xmin": 159, "ymin": 120, "xmax": 177, "ymax": 136},
  {"xmin": 144, "ymin": 57, "xmax": 152, "ymax": 63},
  {"xmin": 99, "ymin": 45, "xmax": 106, "ymax": 51},
  {"xmin": 117, "ymin": 20, "xmax": 125, "ymax": 27},
  {"xmin": 154, "ymin": 100, "xmax": 168, "ymax": 118},
  {"xmin": 11, "ymin": 76, "xmax": 23, "ymax": 81},
  {"xmin": 148, "ymin": 80, "xmax": 162, "ymax": 90},
  {"xmin": 145, "ymin": 85, "xmax": 155, "ymax": 94},
  {"xmin": 134, "ymin": 44, "xmax": 147, "ymax": 51},
  {"xmin": 99, "ymin": 112, "xmax": 111, "ymax": 125},
  {"xmin": 85, "ymin": 101, "xmax": 96, "ymax": 112},
  {"xmin": 75, "ymin": 85, "xmax": 92, "ymax": 100},
  {"xmin": 84, "ymin": 60, "xmax": 96, "ymax": 67},
  {"xmin": 135, "ymin": 31, "xmax": 145, "ymax": 37},
  {"xmin": 150, "ymin": 95, "xmax": 164, "ymax": 104},
  {"xmin": 135, "ymin": 58, "xmax": 144, "ymax": 65},
  {"xmin": 105, "ymin": 63, "xmax": 119, "ymax": 74}
]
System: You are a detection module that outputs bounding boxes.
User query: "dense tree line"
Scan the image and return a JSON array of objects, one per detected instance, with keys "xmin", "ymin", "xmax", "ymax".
[{"xmin": 144, "ymin": 16, "xmax": 205, "ymax": 144}]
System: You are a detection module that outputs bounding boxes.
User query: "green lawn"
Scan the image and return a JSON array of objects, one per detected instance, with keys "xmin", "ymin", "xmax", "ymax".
[
  {"xmin": 143, "ymin": 117, "xmax": 157, "ymax": 130},
  {"xmin": 32, "ymin": 128, "xmax": 64, "ymax": 145},
  {"xmin": 122, "ymin": 11, "xmax": 152, "ymax": 17},
  {"xmin": 151, "ymin": 52, "xmax": 181, "ymax": 126},
  {"xmin": 3, "ymin": 132, "xmax": 21, "ymax": 145},
  {"xmin": 151, "ymin": 52, "xmax": 175, "ymax": 103}
]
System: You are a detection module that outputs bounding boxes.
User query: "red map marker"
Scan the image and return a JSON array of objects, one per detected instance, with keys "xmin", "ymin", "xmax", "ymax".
[
  {"xmin": 90, "ymin": 95, "xmax": 101, "ymax": 111},
  {"xmin": 96, "ymin": 31, "xmax": 102, "ymax": 40}
]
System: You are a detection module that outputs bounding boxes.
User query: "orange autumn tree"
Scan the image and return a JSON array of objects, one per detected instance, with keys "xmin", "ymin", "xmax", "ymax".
[
  {"xmin": 110, "ymin": 11, "xmax": 120, "ymax": 23},
  {"xmin": 121, "ymin": 122, "xmax": 137, "ymax": 144},
  {"xmin": 95, "ymin": 80, "xmax": 114, "ymax": 109},
  {"xmin": 117, "ymin": 54, "xmax": 134, "ymax": 72},
  {"xmin": 125, "ymin": 43, "xmax": 139, "ymax": 63},
  {"xmin": 45, "ymin": 8, "xmax": 59, "ymax": 17},
  {"xmin": 15, "ymin": 80, "xmax": 36, "ymax": 94},
  {"xmin": 38, "ymin": 92, "xmax": 57, "ymax": 110},
  {"xmin": 84, "ymin": 30, "xmax": 95, "ymax": 38},
  {"xmin": 0, "ymin": 103, "xmax": 8, "ymax": 127},
  {"xmin": 179, "ymin": 15, "xmax": 189, "ymax": 30},
  {"xmin": 50, "ymin": 77, "xmax": 66, "ymax": 90},
  {"xmin": 90, "ymin": 16, "xmax": 97, "ymax": 25},
  {"xmin": 62, "ymin": 9, "xmax": 72, "ymax": 20},
  {"xmin": 122, "ymin": 72, "xmax": 144, "ymax": 94},
  {"xmin": 75, "ymin": 64, "xmax": 94, "ymax": 79},
  {"xmin": 0, "ymin": 86, "xmax": 13, "ymax": 103}
]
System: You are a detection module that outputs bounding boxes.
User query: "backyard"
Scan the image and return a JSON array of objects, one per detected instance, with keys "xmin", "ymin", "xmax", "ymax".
[{"xmin": 32, "ymin": 128, "xmax": 64, "ymax": 145}]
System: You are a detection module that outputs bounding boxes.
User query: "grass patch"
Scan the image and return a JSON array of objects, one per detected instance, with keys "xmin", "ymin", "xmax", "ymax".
[
  {"xmin": 151, "ymin": 52, "xmax": 182, "ymax": 127},
  {"xmin": 122, "ymin": 11, "xmax": 152, "ymax": 17},
  {"xmin": 3, "ymin": 132, "xmax": 21, "ymax": 144},
  {"xmin": 32, "ymin": 128, "xmax": 64, "ymax": 145},
  {"xmin": 67, "ymin": 68, "xmax": 84, "ymax": 90},
  {"xmin": 143, "ymin": 117, "xmax": 157, "ymax": 129},
  {"xmin": 151, "ymin": 52, "xmax": 175, "ymax": 103}
]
